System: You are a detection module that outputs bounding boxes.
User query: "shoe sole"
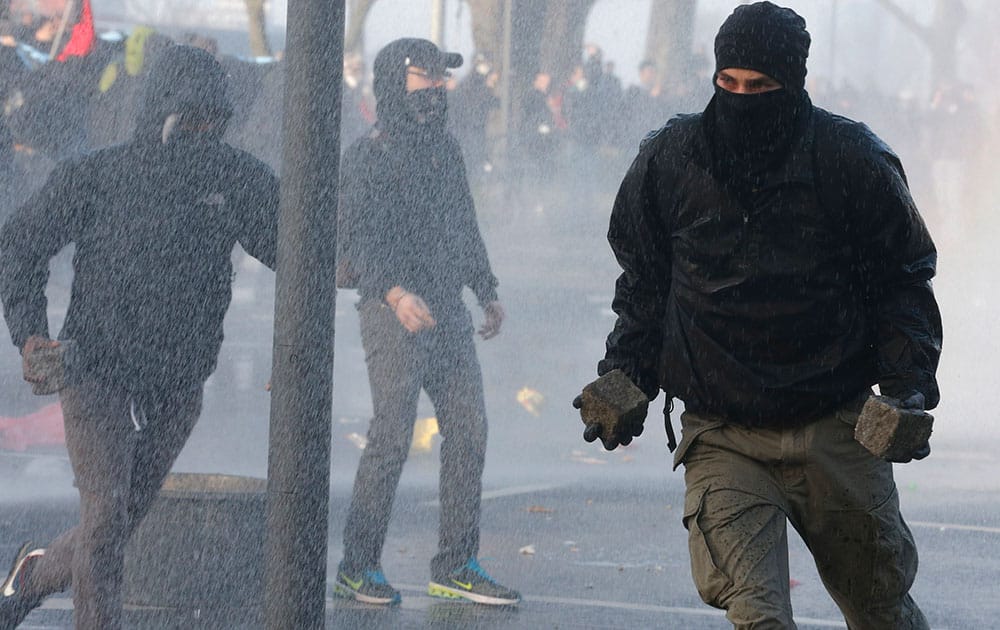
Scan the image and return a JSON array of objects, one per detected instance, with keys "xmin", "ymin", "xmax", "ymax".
[
  {"xmin": 332, "ymin": 581, "xmax": 400, "ymax": 606},
  {"xmin": 427, "ymin": 581, "xmax": 520, "ymax": 606},
  {"xmin": 2, "ymin": 544, "xmax": 42, "ymax": 597}
]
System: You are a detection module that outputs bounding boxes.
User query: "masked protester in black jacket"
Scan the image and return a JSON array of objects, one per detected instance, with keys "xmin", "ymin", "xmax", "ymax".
[
  {"xmin": 0, "ymin": 45, "xmax": 278, "ymax": 629},
  {"xmin": 578, "ymin": 4, "xmax": 940, "ymax": 628},
  {"xmin": 333, "ymin": 38, "xmax": 519, "ymax": 607}
]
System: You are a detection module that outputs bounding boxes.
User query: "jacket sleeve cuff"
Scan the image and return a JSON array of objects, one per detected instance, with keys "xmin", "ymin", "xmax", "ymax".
[
  {"xmin": 10, "ymin": 318, "xmax": 48, "ymax": 352},
  {"xmin": 474, "ymin": 286, "xmax": 498, "ymax": 307},
  {"xmin": 471, "ymin": 277, "xmax": 499, "ymax": 306},
  {"xmin": 597, "ymin": 358, "xmax": 659, "ymax": 399}
]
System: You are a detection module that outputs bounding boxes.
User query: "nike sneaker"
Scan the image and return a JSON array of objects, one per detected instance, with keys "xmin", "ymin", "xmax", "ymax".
[
  {"xmin": 428, "ymin": 557, "xmax": 520, "ymax": 605},
  {"xmin": 332, "ymin": 566, "xmax": 401, "ymax": 605}
]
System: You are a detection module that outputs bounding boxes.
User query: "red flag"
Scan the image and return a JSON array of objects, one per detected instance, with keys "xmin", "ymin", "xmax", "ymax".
[{"xmin": 56, "ymin": 0, "xmax": 95, "ymax": 61}]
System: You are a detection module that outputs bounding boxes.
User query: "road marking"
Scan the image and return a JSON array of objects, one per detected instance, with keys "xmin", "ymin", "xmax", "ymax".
[
  {"xmin": 387, "ymin": 585, "xmax": 847, "ymax": 627},
  {"xmin": 38, "ymin": 592, "xmax": 947, "ymax": 629},
  {"xmin": 910, "ymin": 520, "xmax": 1000, "ymax": 534},
  {"xmin": 526, "ymin": 594, "xmax": 852, "ymax": 628},
  {"xmin": 421, "ymin": 483, "xmax": 563, "ymax": 506}
]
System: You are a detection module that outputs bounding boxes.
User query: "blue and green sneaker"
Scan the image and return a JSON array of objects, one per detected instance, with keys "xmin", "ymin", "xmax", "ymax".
[
  {"xmin": 428, "ymin": 558, "xmax": 520, "ymax": 605},
  {"xmin": 332, "ymin": 567, "xmax": 401, "ymax": 605}
]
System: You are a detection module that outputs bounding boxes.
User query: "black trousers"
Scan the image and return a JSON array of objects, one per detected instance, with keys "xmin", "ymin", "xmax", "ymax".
[
  {"xmin": 341, "ymin": 299, "xmax": 488, "ymax": 578},
  {"xmin": 25, "ymin": 380, "xmax": 202, "ymax": 630}
]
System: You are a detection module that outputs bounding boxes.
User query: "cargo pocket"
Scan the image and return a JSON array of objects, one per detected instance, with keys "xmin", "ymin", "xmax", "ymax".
[
  {"xmin": 868, "ymin": 488, "xmax": 918, "ymax": 604},
  {"xmin": 683, "ymin": 486, "xmax": 732, "ymax": 607},
  {"xmin": 817, "ymin": 487, "xmax": 916, "ymax": 609},
  {"xmin": 672, "ymin": 417, "xmax": 726, "ymax": 470}
]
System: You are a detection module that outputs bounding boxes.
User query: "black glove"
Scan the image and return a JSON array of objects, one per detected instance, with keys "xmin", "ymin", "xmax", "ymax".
[
  {"xmin": 573, "ymin": 393, "xmax": 645, "ymax": 451},
  {"xmin": 888, "ymin": 391, "xmax": 931, "ymax": 463}
]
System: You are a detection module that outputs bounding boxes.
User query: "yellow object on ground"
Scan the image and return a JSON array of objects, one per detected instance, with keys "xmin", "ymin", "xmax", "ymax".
[
  {"xmin": 411, "ymin": 417, "xmax": 439, "ymax": 453},
  {"xmin": 516, "ymin": 387, "xmax": 545, "ymax": 416}
]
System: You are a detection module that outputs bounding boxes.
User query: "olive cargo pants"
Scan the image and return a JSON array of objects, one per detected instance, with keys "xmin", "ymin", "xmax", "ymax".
[{"xmin": 675, "ymin": 398, "xmax": 929, "ymax": 630}]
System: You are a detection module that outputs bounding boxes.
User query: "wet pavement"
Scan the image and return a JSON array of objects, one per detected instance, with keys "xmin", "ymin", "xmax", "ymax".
[
  {"xmin": 3, "ymin": 188, "xmax": 1000, "ymax": 628},
  {"xmin": 5, "ymin": 450, "xmax": 1000, "ymax": 629}
]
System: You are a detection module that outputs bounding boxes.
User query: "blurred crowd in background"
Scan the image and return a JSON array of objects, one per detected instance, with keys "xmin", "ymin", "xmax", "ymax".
[{"xmin": 1, "ymin": 1, "xmax": 995, "ymax": 247}]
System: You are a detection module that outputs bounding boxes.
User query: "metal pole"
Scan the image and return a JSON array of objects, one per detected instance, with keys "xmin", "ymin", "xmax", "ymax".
[
  {"xmin": 430, "ymin": 0, "xmax": 445, "ymax": 47},
  {"xmin": 48, "ymin": 0, "xmax": 76, "ymax": 60},
  {"xmin": 244, "ymin": 0, "xmax": 273, "ymax": 58},
  {"xmin": 264, "ymin": 0, "xmax": 343, "ymax": 628},
  {"xmin": 829, "ymin": 0, "xmax": 839, "ymax": 85},
  {"xmin": 498, "ymin": 0, "xmax": 513, "ymax": 201},
  {"xmin": 498, "ymin": 0, "xmax": 513, "ymax": 137}
]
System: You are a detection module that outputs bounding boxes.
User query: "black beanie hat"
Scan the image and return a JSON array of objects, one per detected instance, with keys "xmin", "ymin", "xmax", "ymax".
[{"xmin": 714, "ymin": 1, "xmax": 810, "ymax": 91}]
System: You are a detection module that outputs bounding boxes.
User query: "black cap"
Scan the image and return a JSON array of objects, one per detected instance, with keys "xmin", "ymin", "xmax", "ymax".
[
  {"xmin": 373, "ymin": 38, "xmax": 462, "ymax": 97},
  {"xmin": 372, "ymin": 38, "xmax": 463, "ymax": 126},
  {"xmin": 397, "ymin": 38, "xmax": 463, "ymax": 74},
  {"xmin": 714, "ymin": 1, "xmax": 810, "ymax": 91}
]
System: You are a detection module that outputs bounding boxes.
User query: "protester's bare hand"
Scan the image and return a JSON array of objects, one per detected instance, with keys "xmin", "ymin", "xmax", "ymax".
[
  {"xmin": 22, "ymin": 335, "xmax": 59, "ymax": 383},
  {"xmin": 394, "ymin": 292, "xmax": 436, "ymax": 333},
  {"xmin": 479, "ymin": 301, "xmax": 504, "ymax": 340}
]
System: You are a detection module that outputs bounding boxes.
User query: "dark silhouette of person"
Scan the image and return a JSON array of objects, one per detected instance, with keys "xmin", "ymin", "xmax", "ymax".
[
  {"xmin": 579, "ymin": 4, "xmax": 939, "ymax": 628},
  {"xmin": 333, "ymin": 38, "xmax": 518, "ymax": 607},
  {"xmin": 0, "ymin": 45, "xmax": 279, "ymax": 629}
]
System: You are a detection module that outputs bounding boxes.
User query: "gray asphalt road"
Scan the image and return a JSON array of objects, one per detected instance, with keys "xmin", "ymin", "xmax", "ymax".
[
  {"xmin": 3, "ymin": 180, "xmax": 999, "ymax": 628},
  {"xmin": 5, "ymin": 461, "xmax": 999, "ymax": 629}
]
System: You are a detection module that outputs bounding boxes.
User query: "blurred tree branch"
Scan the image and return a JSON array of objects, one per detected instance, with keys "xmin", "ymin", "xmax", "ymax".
[
  {"xmin": 873, "ymin": 0, "xmax": 967, "ymax": 88},
  {"xmin": 345, "ymin": 0, "xmax": 377, "ymax": 54},
  {"xmin": 537, "ymin": 0, "xmax": 596, "ymax": 82},
  {"xmin": 466, "ymin": 0, "xmax": 594, "ymax": 85},
  {"xmin": 645, "ymin": 0, "xmax": 696, "ymax": 92},
  {"xmin": 873, "ymin": 0, "xmax": 930, "ymax": 41},
  {"xmin": 467, "ymin": 0, "xmax": 502, "ymax": 63},
  {"xmin": 245, "ymin": 0, "xmax": 271, "ymax": 57}
]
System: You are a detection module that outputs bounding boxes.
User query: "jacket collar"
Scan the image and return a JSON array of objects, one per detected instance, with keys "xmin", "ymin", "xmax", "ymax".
[{"xmin": 686, "ymin": 96, "xmax": 816, "ymax": 190}]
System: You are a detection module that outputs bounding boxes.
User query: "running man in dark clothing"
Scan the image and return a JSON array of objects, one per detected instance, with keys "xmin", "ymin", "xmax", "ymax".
[{"xmin": 0, "ymin": 45, "xmax": 278, "ymax": 629}]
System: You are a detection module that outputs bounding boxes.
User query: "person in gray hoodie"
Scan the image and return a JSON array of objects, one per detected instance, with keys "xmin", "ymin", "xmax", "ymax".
[{"xmin": 0, "ymin": 45, "xmax": 278, "ymax": 629}]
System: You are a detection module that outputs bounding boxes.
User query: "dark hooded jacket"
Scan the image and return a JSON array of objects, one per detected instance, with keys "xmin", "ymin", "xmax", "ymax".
[
  {"xmin": 338, "ymin": 56, "xmax": 498, "ymax": 316},
  {"xmin": 0, "ymin": 45, "xmax": 279, "ymax": 395},
  {"xmin": 600, "ymin": 96, "xmax": 942, "ymax": 426}
]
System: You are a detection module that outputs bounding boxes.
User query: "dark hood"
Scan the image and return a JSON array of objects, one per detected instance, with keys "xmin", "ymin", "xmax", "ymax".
[
  {"xmin": 372, "ymin": 37, "xmax": 462, "ymax": 134},
  {"xmin": 133, "ymin": 45, "xmax": 233, "ymax": 143}
]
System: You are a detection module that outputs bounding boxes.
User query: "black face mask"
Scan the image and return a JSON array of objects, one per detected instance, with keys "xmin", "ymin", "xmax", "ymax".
[
  {"xmin": 404, "ymin": 86, "xmax": 448, "ymax": 131},
  {"xmin": 161, "ymin": 109, "xmax": 229, "ymax": 146},
  {"xmin": 712, "ymin": 86, "xmax": 804, "ymax": 168}
]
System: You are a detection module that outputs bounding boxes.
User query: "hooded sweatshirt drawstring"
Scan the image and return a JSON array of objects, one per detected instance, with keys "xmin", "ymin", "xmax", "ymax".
[{"xmin": 129, "ymin": 397, "xmax": 147, "ymax": 432}]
